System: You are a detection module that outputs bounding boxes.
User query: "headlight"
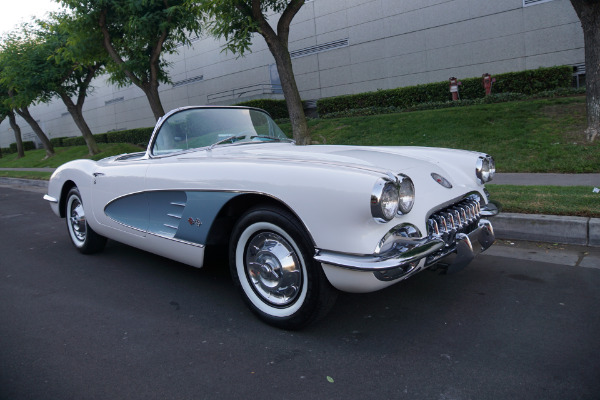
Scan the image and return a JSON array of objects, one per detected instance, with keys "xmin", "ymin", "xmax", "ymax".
[
  {"xmin": 371, "ymin": 175, "xmax": 415, "ymax": 222},
  {"xmin": 476, "ymin": 155, "xmax": 495, "ymax": 183},
  {"xmin": 398, "ymin": 175, "xmax": 415, "ymax": 214},
  {"xmin": 371, "ymin": 179, "xmax": 399, "ymax": 222}
]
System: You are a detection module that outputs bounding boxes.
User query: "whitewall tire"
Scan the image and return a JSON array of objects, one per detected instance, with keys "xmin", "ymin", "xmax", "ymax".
[
  {"xmin": 230, "ymin": 207, "xmax": 336, "ymax": 329},
  {"xmin": 65, "ymin": 187, "xmax": 107, "ymax": 254}
]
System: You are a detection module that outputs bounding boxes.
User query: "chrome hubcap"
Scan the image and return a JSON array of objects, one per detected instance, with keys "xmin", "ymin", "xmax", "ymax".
[
  {"xmin": 69, "ymin": 199, "xmax": 86, "ymax": 242},
  {"xmin": 245, "ymin": 232, "xmax": 302, "ymax": 306}
]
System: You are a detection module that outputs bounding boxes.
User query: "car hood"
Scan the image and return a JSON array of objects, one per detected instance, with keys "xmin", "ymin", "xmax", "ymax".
[{"xmin": 194, "ymin": 143, "xmax": 482, "ymax": 179}]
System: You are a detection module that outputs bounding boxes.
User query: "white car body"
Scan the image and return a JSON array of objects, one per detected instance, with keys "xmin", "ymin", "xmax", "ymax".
[{"xmin": 45, "ymin": 106, "xmax": 498, "ymax": 328}]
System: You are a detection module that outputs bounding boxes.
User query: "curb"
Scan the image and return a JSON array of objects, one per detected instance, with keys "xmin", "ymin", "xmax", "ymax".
[
  {"xmin": 491, "ymin": 213, "xmax": 599, "ymax": 247},
  {"xmin": 0, "ymin": 177, "xmax": 49, "ymax": 188},
  {"xmin": 1, "ymin": 177, "xmax": 598, "ymax": 248}
]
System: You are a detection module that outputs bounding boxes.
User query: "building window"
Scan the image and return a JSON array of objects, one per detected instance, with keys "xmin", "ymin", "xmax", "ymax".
[
  {"xmin": 573, "ymin": 63, "xmax": 586, "ymax": 89},
  {"xmin": 289, "ymin": 38, "xmax": 349, "ymax": 59},
  {"xmin": 172, "ymin": 75, "xmax": 204, "ymax": 88},
  {"xmin": 105, "ymin": 97, "xmax": 124, "ymax": 106},
  {"xmin": 523, "ymin": 0, "xmax": 555, "ymax": 7},
  {"xmin": 269, "ymin": 64, "xmax": 283, "ymax": 94}
]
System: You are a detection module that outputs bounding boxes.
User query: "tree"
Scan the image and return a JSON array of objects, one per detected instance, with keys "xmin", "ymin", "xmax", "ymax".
[
  {"xmin": 37, "ymin": 13, "xmax": 108, "ymax": 155},
  {"xmin": 0, "ymin": 90, "xmax": 25, "ymax": 158},
  {"xmin": 570, "ymin": 0, "xmax": 600, "ymax": 142},
  {"xmin": 204, "ymin": 0, "xmax": 311, "ymax": 145},
  {"xmin": 0, "ymin": 29, "xmax": 55, "ymax": 158},
  {"xmin": 61, "ymin": 0, "xmax": 205, "ymax": 120}
]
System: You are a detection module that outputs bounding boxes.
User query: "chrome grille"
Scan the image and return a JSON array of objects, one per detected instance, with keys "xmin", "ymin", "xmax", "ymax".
[{"xmin": 427, "ymin": 195, "xmax": 482, "ymax": 245}]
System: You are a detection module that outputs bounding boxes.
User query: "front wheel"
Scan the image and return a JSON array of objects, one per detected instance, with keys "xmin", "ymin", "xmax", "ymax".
[
  {"xmin": 65, "ymin": 187, "xmax": 107, "ymax": 254},
  {"xmin": 230, "ymin": 207, "xmax": 336, "ymax": 329}
]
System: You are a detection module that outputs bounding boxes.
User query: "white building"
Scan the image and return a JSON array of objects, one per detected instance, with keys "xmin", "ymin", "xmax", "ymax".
[{"xmin": 0, "ymin": 0, "xmax": 585, "ymax": 147}]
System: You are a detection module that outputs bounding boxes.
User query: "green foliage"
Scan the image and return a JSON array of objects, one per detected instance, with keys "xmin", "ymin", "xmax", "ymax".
[
  {"xmin": 320, "ymin": 93, "xmax": 530, "ymax": 119},
  {"xmin": 203, "ymin": 0, "xmax": 300, "ymax": 55},
  {"xmin": 317, "ymin": 66, "xmax": 573, "ymax": 116},
  {"xmin": 57, "ymin": 127, "xmax": 154, "ymax": 148},
  {"xmin": 50, "ymin": 136, "xmax": 68, "ymax": 147},
  {"xmin": 235, "ymin": 99, "xmax": 289, "ymax": 119},
  {"xmin": 105, "ymin": 127, "xmax": 154, "ymax": 146},
  {"xmin": 10, "ymin": 141, "xmax": 36, "ymax": 152},
  {"xmin": 0, "ymin": 25, "xmax": 57, "ymax": 109},
  {"xmin": 62, "ymin": 136, "xmax": 87, "ymax": 146},
  {"xmin": 35, "ymin": 12, "xmax": 108, "ymax": 99},
  {"xmin": 61, "ymin": 0, "xmax": 205, "ymax": 89},
  {"xmin": 94, "ymin": 133, "xmax": 108, "ymax": 143}
]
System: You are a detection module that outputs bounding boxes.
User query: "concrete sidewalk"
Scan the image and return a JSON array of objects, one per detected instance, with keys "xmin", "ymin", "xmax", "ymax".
[
  {"xmin": 1, "ymin": 171, "xmax": 598, "ymax": 247},
  {"xmin": 491, "ymin": 173, "xmax": 599, "ymax": 187}
]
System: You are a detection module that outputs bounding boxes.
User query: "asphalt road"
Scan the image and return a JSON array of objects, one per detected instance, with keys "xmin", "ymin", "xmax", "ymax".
[{"xmin": 1, "ymin": 186, "xmax": 599, "ymax": 400}]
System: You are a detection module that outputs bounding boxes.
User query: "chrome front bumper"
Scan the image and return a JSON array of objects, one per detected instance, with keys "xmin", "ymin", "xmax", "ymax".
[{"xmin": 314, "ymin": 219, "xmax": 495, "ymax": 282}]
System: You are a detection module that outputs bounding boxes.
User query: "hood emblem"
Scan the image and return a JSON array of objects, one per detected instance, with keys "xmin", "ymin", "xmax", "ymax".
[{"xmin": 431, "ymin": 173, "xmax": 452, "ymax": 188}]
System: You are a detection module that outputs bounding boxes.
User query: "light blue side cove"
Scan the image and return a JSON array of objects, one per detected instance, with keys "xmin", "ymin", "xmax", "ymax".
[
  {"xmin": 105, "ymin": 192, "xmax": 149, "ymax": 233},
  {"xmin": 174, "ymin": 192, "xmax": 238, "ymax": 244},
  {"xmin": 105, "ymin": 191, "xmax": 240, "ymax": 245}
]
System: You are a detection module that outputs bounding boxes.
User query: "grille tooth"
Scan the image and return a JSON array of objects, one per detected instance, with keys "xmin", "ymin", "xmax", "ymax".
[
  {"xmin": 427, "ymin": 195, "xmax": 483, "ymax": 246},
  {"xmin": 428, "ymin": 219, "xmax": 440, "ymax": 235}
]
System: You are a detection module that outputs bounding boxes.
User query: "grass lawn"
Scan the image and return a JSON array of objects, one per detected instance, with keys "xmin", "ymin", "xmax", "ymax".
[
  {"xmin": 487, "ymin": 185, "xmax": 599, "ymax": 218},
  {"xmin": 279, "ymin": 96, "xmax": 599, "ymax": 173},
  {"xmin": 0, "ymin": 143, "xmax": 143, "ymax": 169}
]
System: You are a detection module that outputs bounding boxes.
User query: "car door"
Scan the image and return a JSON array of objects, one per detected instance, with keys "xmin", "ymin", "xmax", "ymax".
[{"xmin": 91, "ymin": 157, "xmax": 150, "ymax": 238}]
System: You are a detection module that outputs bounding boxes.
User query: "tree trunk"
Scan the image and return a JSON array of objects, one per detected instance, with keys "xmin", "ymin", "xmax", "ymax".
[
  {"xmin": 99, "ymin": 10, "xmax": 166, "ymax": 122},
  {"xmin": 8, "ymin": 111, "xmax": 25, "ymax": 158},
  {"xmin": 142, "ymin": 82, "xmax": 166, "ymax": 121},
  {"xmin": 15, "ymin": 107, "xmax": 55, "ymax": 158},
  {"xmin": 570, "ymin": 0, "xmax": 600, "ymax": 142},
  {"xmin": 59, "ymin": 92, "xmax": 100, "ymax": 156},
  {"xmin": 267, "ymin": 40, "xmax": 310, "ymax": 145}
]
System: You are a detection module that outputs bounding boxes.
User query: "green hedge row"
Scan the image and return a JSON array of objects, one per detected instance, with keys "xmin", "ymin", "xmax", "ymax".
[
  {"xmin": 54, "ymin": 127, "xmax": 154, "ymax": 148},
  {"xmin": 234, "ymin": 99, "xmax": 289, "ymax": 119},
  {"xmin": 4, "ymin": 127, "xmax": 155, "ymax": 152},
  {"xmin": 317, "ymin": 66, "xmax": 572, "ymax": 116},
  {"xmin": 2, "ymin": 141, "xmax": 36, "ymax": 155}
]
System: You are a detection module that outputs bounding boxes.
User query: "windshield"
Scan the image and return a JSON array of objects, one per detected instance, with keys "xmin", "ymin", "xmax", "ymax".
[{"xmin": 151, "ymin": 108, "xmax": 291, "ymax": 156}]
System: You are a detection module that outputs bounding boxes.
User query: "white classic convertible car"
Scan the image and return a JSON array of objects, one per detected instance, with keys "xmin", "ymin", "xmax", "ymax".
[{"xmin": 44, "ymin": 106, "xmax": 498, "ymax": 329}]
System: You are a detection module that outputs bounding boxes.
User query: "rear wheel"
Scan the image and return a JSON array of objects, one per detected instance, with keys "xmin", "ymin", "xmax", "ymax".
[
  {"xmin": 65, "ymin": 187, "xmax": 107, "ymax": 254},
  {"xmin": 230, "ymin": 207, "xmax": 336, "ymax": 329}
]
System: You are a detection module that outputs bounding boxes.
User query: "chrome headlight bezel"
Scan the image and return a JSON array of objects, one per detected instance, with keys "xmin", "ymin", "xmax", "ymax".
[
  {"xmin": 476, "ymin": 155, "xmax": 495, "ymax": 184},
  {"xmin": 371, "ymin": 174, "xmax": 415, "ymax": 223},
  {"xmin": 397, "ymin": 175, "xmax": 415, "ymax": 215},
  {"xmin": 371, "ymin": 178, "xmax": 399, "ymax": 222}
]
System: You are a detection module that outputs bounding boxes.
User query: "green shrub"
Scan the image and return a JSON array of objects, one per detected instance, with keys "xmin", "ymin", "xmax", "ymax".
[
  {"xmin": 9, "ymin": 141, "xmax": 36, "ymax": 152},
  {"xmin": 63, "ymin": 136, "xmax": 86, "ymax": 146},
  {"xmin": 94, "ymin": 133, "xmax": 108, "ymax": 143},
  {"xmin": 49, "ymin": 128, "xmax": 153, "ymax": 148},
  {"xmin": 50, "ymin": 136, "xmax": 68, "ymax": 147},
  {"xmin": 106, "ymin": 127, "xmax": 154, "ymax": 145},
  {"xmin": 1, "ymin": 147, "xmax": 12, "ymax": 155},
  {"xmin": 321, "ymin": 93, "xmax": 532, "ymax": 119},
  {"xmin": 317, "ymin": 65, "xmax": 572, "ymax": 116},
  {"xmin": 234, "ymin": 99, "xmax": 289, "ymax": 119}
]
